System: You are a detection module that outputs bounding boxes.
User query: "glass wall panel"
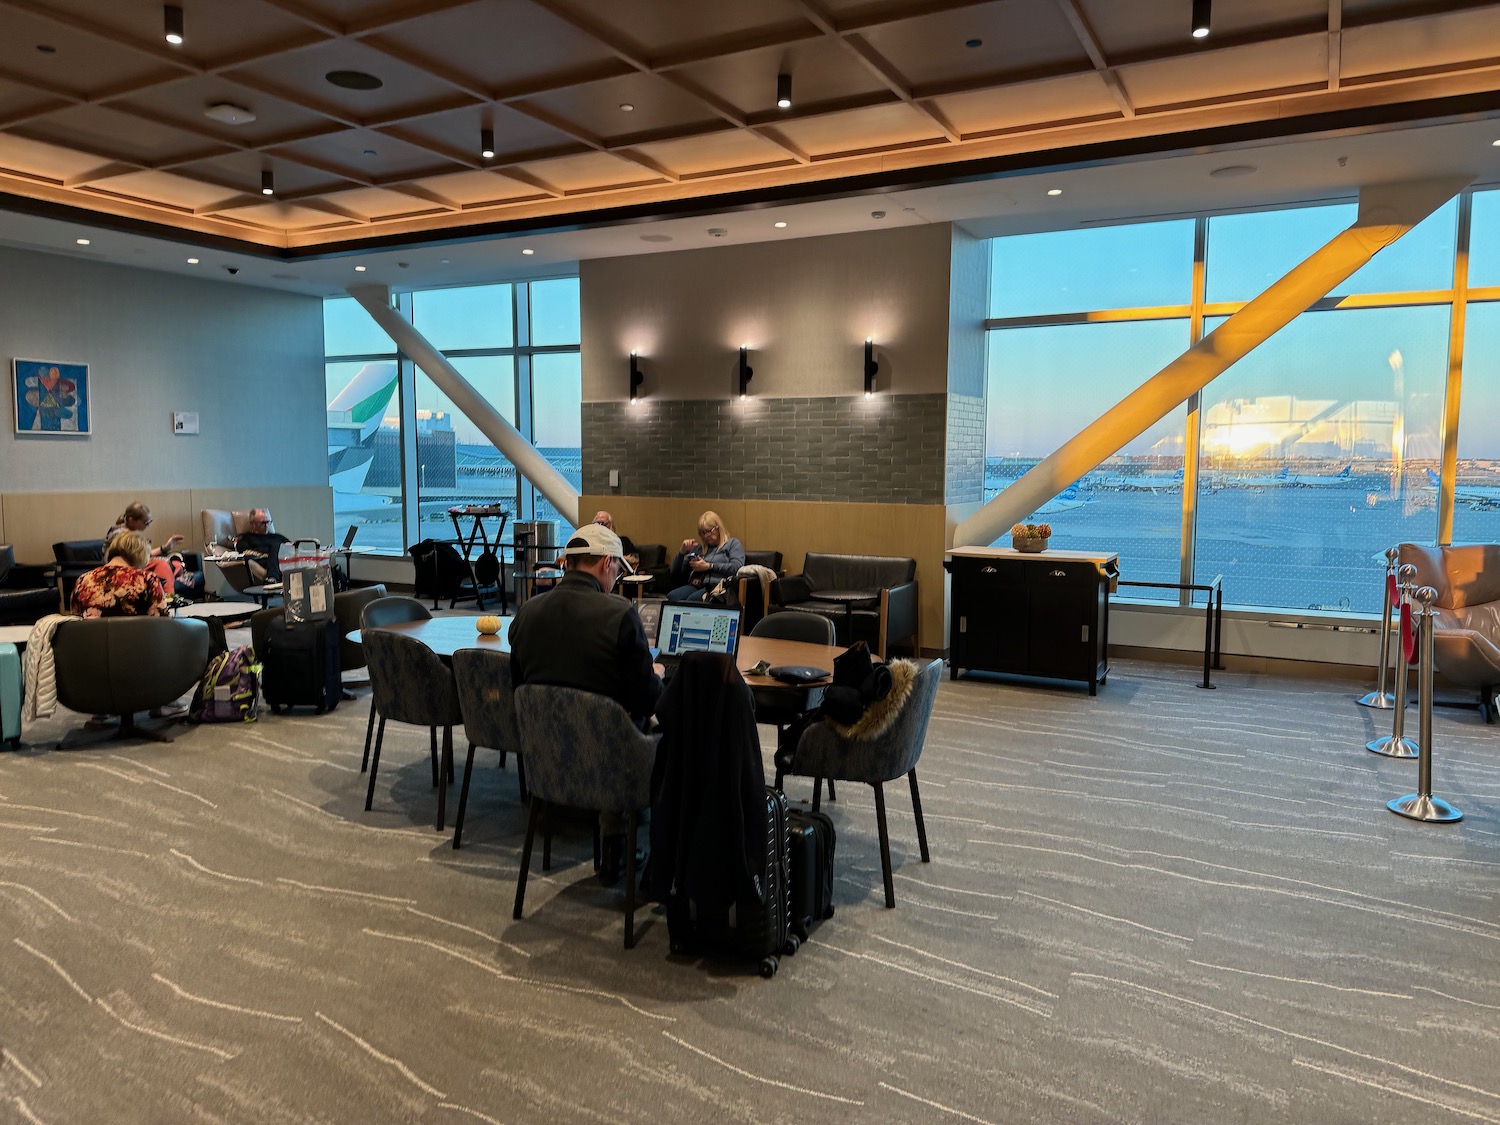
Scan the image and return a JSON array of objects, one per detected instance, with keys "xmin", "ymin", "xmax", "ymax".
[
  {"xmin": 1194, "ymin": 306, "xmax": 1447, "ymax": 611},
  {"xmin": 1336, "ymin": 199, "xmax": 1457, "ymax": 296},
  {"xmin": 326, "ymin": 360, "xmax": 402, "ymax": 554},
  {"xmin": 986, "ymin": 319, "xmax": 1190, "ymax": 599},
  {"xmin": 412, "ymin": 284, "xmax": 513, "ymax": 351},
  {"xmin": 531, "ymin": 278, "xmax": 581, "ymax": 345},
  {"xmin": 413, "ymin": 357, "xmax": 516, "ymax": 542},
  {"xmin": 1206, "ymin": 205, "xmax": 1353, "ymax": 304},
  {"xmin": 989, "ymin": 220, "xmax": 1194, "ymax": 317},
  {"xmin": 1470, "ymin": 189, "xmax": 1500, "ymax": 288},
  {"xmin": 324, "ymin": 297, "xmax": 395, "ymax": 357},
  {"xmin": 531, "ymin": 351, "xmax": 582, "ymax": 532},
  {"xmin": 1452, "ymin": 301, "xmax": 1500, "ymax": 544}
]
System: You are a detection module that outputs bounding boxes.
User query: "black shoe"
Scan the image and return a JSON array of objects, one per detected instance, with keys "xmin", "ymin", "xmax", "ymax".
[{"xmin": 599, "ymin": 834, "xmax": 626, "ymax": 887}]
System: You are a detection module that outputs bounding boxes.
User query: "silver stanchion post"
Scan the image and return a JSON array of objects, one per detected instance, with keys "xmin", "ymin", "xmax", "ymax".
[
  {"xmin": 1367, "ymin": 564, "xmax": 1418, "ymax": 758},
  {"xmin": 1357, "ymin": 546, "xmax": 1400, "ymax": 709},
  {"xmin": 1388, "ymin": 586, "xmax": 1463, "ymax": 824}
]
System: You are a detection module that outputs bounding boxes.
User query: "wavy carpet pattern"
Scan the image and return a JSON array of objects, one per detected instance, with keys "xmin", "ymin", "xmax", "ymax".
[{"xmin": 3, "ymin": 658, "xmax": 1500, "ymax": 1124}]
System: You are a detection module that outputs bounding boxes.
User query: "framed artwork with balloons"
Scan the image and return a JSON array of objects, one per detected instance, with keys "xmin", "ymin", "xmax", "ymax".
[{"xmin": 14, "ymin": 358, "xmax": 90, "ymax": 435}]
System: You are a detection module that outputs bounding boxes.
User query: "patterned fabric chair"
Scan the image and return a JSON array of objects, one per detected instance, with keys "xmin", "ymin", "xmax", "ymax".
[
  {"xmin": 361, "ymin": 628, "xmax": 463, "ymax": 832},
  {"xmin": 450, "ymin": 648, "xmax": 526, "ymax": 850},
  {"xmin": 784, "ymin": 659, "xmax": 941, "ymax": 908},
  {"xmin": 358, "ymin": 597, "xmax": 432, "ymax": 774},
  {"xmin": 512, "ymin": 685, "xmax": 660, "ymax": 949}
]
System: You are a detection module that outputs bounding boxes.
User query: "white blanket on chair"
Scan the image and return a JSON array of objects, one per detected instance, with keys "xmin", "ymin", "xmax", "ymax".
[
  {"xmin": 737, "ymin": 564, "xmax": 778, "ymax": 609},
  {"xmin": 22, "ymin": 613, "xmax": 73, "ymax": 723}
]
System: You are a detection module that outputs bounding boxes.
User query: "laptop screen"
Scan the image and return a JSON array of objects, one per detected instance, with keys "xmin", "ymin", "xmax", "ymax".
[
  {"xmin": 342, "ymin": 525, "xmax": 358, "ymax": 550},
  {"xmin": 659, "ymin": 603, "xmax": 741, "ymax": 658}
]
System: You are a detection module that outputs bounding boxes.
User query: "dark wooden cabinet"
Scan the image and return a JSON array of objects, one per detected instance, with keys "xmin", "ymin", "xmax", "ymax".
[{"xmin": 944, "ymin": 547, "xmax": 1116, "ymax": 695}]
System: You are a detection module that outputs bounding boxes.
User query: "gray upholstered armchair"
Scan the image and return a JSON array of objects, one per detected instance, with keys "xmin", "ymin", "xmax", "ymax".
[
  {"xmin": 781, "ymin": 658, "xmax": 941, "ymax": 907},
  {"xmin": 51, "ymin": 616, "xmax": 211, "ymax": 745},
  {"xmin": 511, "ymin": 684, "xmax": 660, "ymax": 948},
  {"xmin": 1398, "ymin": 543, "xmax": 1500, "ymax": 722},
  {"xmin": 773, "ymin": 552, "xmax": 919, "ymax": 658}
]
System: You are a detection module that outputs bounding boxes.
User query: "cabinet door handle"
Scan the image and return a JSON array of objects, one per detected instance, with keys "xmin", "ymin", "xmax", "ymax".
[
  {"xmin": 1049, "ymin": 569, "xmax": 1067, "ymax": 578},
  {"xmin": 1081, "ymin": 625, "xmax": 1090, "ymax": 642},
  {"xmin": 959, "ymin": 615, "xmax": 967, "ymax": 633},
  {"xmin": 981, "ymin": 566, "xmax": 998, "ymax": 574}
]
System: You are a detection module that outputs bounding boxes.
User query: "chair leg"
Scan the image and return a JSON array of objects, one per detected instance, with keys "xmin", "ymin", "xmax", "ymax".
[
  {"xmin": 499, "ymin": 750, "xmax": 507, "ymax": 769},
  {"xmin": 624, "ymin": 808, "xmax": 639, "ymax": 950},
  {"xmin": 513, "ymin": 797, "xmax": 540, "ymax": 920},
  {"xmin": 429, "ymin": 727, "xmax": 438, "ymax": 788},
  {"xmin": 542, "ymin": 805, "xmax": 552, "ymax": 872},
  {"xmin": 909, "ymin": 769, "xmax": 930, "ymax": 863},
  {"xmin": 773, "ymin": 767, "xmax": 785, "ymax": 790},
  {"xmin": 435, "ymin": 727, "xmax": 453, "ymax": 832},
  {"xmin": 453, "ymin": 741, "xmax": 478, "ymax": 850},
  {"xmin": 363, "ymin": 715, "xmax": 387, "ymax": 811},
  {"xmin": 827, "ymin": 779, "xmax": 837, "ymax": 802},
  {"xmin": 873, "ymin": 781, "xmax": 895, "ymax": 908},
  {"xmin": 812, "ymin": 777, "xmax": 823, "ymax": 812},
  {"xmin": 361, "ymin": 704, "xmax": 377, "ymax": 773},
  {"xmin": 516, "ymin": 754, "xmax": 529, "ymax": 803}
]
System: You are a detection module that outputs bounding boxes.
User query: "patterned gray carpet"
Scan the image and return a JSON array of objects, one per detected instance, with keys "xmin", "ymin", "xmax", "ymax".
[{"xmin": 3, "ymin": 653, "xmax": 1500, "ymax": 1124}]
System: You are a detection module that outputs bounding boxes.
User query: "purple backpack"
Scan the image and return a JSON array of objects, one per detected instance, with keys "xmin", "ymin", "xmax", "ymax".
[{"xmin": 191, "ymin": 645, "xmax": 260, "ymax": 723}]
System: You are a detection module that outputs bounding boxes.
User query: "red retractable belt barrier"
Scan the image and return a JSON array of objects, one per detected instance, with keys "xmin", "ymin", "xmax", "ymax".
[
  {"xmin": 1401, "ymin": 602, "xmax": 1415, "ymax": 664},
  {"xmin": 1388, "ymin": 573, "xmax": 1400, "ymax": 608}
]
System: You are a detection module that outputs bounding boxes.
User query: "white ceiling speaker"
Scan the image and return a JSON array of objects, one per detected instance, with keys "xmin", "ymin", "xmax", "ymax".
[{"xmin": 204, "ymin": 103, "xmax": 256, "ymax": 125}]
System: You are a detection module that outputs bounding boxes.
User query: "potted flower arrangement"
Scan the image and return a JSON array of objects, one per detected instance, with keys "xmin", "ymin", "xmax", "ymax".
[{"xmin": 1010, "ymin": 522, "xmax": 1052, "ymax": 553}]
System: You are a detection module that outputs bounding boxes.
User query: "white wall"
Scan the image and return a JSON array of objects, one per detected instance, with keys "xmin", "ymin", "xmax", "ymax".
[{"xmin": 0, "ymin": 246, "xmax": 325, "ymax": 493}]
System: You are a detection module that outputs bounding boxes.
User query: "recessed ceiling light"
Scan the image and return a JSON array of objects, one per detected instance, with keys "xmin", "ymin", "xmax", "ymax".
[
  {"xmin": 36, "ymin": 44, "xmax": 56, "ymax": 53},
  {"xmin": 75, "ymin": 238, "xmax": 90, "ymax": 245},
  {"xmin": 204, "ymin": 102, "xmax": 256, "ymax": 125},
  {"xmin": 1493, "ymin": 138, "xmax": 1500, "ymax": 147},
  {"xmin": 619, "ymin": 103, "xmax": 634, "ymax": 112},
  {"xmin": 522, "ymin": 248, "xmax": 534, "ymax": 255},
  {"xmin": 326, "ymin": 70, "xmax": 383, "ymax": 91},
  {"xmin": 965, "ymin": 38, "xmax": 983, "ymax": 48},
  {"xmin": 354, "ymin": 265, "xmax": 367, "ymax": 272},
  {"xmin": 1209, "ymin": 164, "xmax": 1257, "ymax": 178},
  {"xmin": 363, "ymin": 149, "xmax": 377, "ymax": 157},
  {"xmin": 186, "ymin": 257, "xmax": 199, "ymax": 264},
  {"xmin": 1046, "ymin": 188, "xmax": 1063, "ymax": 196},
  {"xmin": 707, "ymin": 227, "xmax": 727, "ymax": 238},
  {"xmin": 774, "ymin": 221, "xmax": 787, "ymax": 228},
  {"xmin": 440, "ymin": 258, "xmax": 450, "ymax": 264}
]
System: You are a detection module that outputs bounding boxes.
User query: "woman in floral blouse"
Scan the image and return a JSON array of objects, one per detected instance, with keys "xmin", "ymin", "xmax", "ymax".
[{"xmin": 70, "ymin": 531, "xmax": 170, "ymax": 618}]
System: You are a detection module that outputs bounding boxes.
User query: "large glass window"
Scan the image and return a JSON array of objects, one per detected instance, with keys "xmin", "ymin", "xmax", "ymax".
[
  {"xmin": 324, "ymin": 279, "xmax": 580, "ymax": 555},
  {"xmin": 986, "ymin": 320, "xmax": 1189, "ymax": 598},
  {"xmin": 1468, "ymin": 189, "xmax": 1500, "ymax": 288},
  {"xmin": 989, "ymin": 220, "xmax": 1194, "ymax": 317},
  {"xmin": 1452, "ymin": 301, "xmax": 1500, "ymax": 545}
]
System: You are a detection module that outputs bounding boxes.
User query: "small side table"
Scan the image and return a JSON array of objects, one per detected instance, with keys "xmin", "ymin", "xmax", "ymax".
[
  {"xmin": 244, "ymin": 584, "xmax": 283, "ymax": 609},
  {"xmin": 619, "ymin": 573, "xmax": 653, "ymax": 606}
]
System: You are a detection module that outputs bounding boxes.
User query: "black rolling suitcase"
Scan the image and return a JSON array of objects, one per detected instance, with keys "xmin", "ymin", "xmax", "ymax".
[
  {"xmin": 787, "ymin": 808, "xmax": 835, "ymax": 942},
  {"xmin": 261, "ymin": 618, "xmax": 341, "ymax": 714},
  {"xmin": 666, "ymin": 786, "xmax": 795, "ymax": 977}
]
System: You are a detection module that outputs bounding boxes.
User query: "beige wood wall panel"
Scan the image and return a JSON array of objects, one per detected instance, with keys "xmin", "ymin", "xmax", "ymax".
[
  {"xmin": 189, "ymin": 487, "xmax": 334, "ymax": 553},
  {"xmin": 0, "ymin": 490, "xmax": 193, "ymax": 562},
  {"xmin": 0, "ymin": 495, "xmax": 7, "ymax": 548},
  {"xmin": 583, "ymin": 493, "xmax": 949, "ymax": 650},
  {"xmin": 581, "ymin": 223, "xmax": 954, "ymax": 403}
]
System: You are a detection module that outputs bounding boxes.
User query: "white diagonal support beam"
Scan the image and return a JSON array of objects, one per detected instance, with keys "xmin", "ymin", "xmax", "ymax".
[
  {"xmin": 954, "ymin": 176, "xmax": 1473, "ymax": 548},
  {"xmin": 348, "ymin": 286, "xmax": 581, "ymax": 528}
]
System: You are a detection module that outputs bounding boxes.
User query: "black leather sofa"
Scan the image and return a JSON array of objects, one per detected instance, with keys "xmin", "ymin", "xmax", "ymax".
[
  {"xmin": 0, "ymin": 545, "xmax": 57, "ymax": 625},
  {"xmin": 773, "ymin": 552, "xmax": 919, "ymax": 658}
]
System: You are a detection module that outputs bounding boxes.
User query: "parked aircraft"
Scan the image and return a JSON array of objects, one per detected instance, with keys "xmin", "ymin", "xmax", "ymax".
[
  {"xmin": 1236, "ymin": 466, "xmax": 1292, "ymax": 489},
  {"xmin": 1115, "ymin": 467, "xmax": 1184, "ymax": 492},
  {"xmin": 1292, "ymin": 463, "xmax": 1355, "ymax": 487},
  {"xmin": 1034, "ymin": 483, "xmax": 1088, "ymax": 516},
  {"xmin": 1426, "ymin": 468, "xmax": 1500, "ymax": 509}
]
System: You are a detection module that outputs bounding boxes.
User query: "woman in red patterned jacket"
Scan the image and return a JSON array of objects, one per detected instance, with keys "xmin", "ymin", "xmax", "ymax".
[{"xmin": 70, "ymin": 531, "xmax": 170, "ymax": 618}]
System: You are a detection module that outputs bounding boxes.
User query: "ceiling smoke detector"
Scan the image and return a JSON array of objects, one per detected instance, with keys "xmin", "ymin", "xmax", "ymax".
[{"xmin": 204, "ymin": 102, "xmax": 256, "ymax": 125}]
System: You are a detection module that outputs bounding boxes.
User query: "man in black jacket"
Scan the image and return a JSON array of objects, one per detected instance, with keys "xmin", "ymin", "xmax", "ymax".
[{"xmin": 507, "ymin": 521, "xmax": 662, "ymax": 885}]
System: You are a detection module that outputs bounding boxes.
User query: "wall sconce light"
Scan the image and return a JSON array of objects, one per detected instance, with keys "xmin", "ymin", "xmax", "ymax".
[
  {"xmin": 260, "ymin": 169, "xmax": 274, "ymax": 196},
  {"xmin": 1190, "ymin": 0, "xmax": 1211, "ymax": 39},
  {"xmin": 628, "ymin": 350, "xmax": 643, "ymax": 403},
  {"xmin": 738, "ymin": 346, "xmax": 754, "ymax": 399},
  {"xmin": 863, "ymin": 337, "xmax": 879, "ymax": 397},
  {"xmin": 164, "ymin": 4, "xmax": 184, "ymax": 45},
  {"xmin": 776, "ymin": 73, "xmax": 792, "ymax": 110},
  {"xmin": 480, "ymin": 128, "xmax": 495, "ymax": 159}
]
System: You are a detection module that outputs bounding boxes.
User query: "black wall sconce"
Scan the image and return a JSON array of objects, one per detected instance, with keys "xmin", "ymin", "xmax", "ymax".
[
  {"xmin": 628, "ymin": 350, "xmax": 643, "ymax": 403},
  {"xmin": 738, "ymin": 346, "xmax": 754, "ymax": 399},
  {"xmin": 863, "ymin": 337, "xmax": 879, "ymax": 397}
]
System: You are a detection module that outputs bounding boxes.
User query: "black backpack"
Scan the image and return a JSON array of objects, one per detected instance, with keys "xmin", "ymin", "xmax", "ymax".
[{"xmin": 409, "ymin": 539, "xmax": 466, "ymax": 604}]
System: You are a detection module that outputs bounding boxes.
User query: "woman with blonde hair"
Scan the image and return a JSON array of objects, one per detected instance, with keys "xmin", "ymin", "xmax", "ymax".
[
  {"xmin": 667, "ymin": 509, "xmax": 745, "ymax": 603},
  {"xmin": 70, "ymin": 531, "xmax": 170, "ymax": 618},
  {"xmin": 104, "ymin": 501, "xmax": 199, "ymax": 598}
]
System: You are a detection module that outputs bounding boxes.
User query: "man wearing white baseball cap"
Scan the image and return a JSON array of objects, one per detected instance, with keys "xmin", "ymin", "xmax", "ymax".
[{"xmin": 508, "ymin": 521, "xmax": 662, "ymax": 886}]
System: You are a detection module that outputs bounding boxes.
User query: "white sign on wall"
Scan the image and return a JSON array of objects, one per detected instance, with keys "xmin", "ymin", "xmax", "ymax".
[{"xmin": 172, "ymin": 411, "xmax": 199, "ymax": 435}]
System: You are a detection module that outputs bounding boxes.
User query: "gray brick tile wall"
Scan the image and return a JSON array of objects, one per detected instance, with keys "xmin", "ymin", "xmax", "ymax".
[{"xmin": 945, "ymin": 392, "xmax": 985, "ymax": 503}]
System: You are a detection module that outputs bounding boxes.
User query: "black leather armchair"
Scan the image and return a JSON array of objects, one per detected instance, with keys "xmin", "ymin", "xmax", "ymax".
[
  {"xmin": 0, "ymin": 545, "xmax": 57, "ymax": 625},
  {"xmin": 634, "ymin": 543, "xmax": 671, "ymax": 595},
  {"xmin": 51, "ymin": 616, "xmax": 210, "ymax": 745},
  {"xmin": 774, "ymin": 552, "xmax": 919, "ymax": 658},
  {"xmin": 52, "ymin": 540, "xmax": 105, "ymax": 612}
]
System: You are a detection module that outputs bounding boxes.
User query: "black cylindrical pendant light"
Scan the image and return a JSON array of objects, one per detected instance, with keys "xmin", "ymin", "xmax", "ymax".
[{"xmin": 1191, "ymin": 0, "xmax": 1211, "ymax": 39}]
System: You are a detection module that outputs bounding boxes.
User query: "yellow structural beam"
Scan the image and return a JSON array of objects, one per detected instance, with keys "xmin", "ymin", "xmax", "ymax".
[{"xmin": 954, "ymin": 176, "xmax": 1473, "ymax": 549}]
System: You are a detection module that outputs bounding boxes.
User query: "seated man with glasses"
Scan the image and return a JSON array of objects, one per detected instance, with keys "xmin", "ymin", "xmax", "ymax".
[
  {"xmin": 233, "ymin": 509, "xmax": 291, "ymax": 582},
  {"xmin": 508, "ymin": 522, "xmax": 664, "ymax": 886}
]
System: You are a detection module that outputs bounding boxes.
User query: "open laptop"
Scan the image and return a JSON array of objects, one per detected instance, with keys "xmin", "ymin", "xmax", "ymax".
[
  {"xmin": 341, "ymin": 525, "xmax": 359, "ymax": 550},
  {"xmin": 653, "ymin": 602, "xmax": 742, "ymax": 677}
]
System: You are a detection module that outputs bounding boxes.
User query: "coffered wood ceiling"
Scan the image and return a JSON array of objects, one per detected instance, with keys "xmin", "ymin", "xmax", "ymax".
[{"xmin": 0, "ymin": 0, "xmax": 1497, "ymax": 254}]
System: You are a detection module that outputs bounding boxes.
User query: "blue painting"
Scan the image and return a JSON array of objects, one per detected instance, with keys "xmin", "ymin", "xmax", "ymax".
[{"xmin": 14, "ymin": 359, "xmax": 90, "ymax": 435}]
